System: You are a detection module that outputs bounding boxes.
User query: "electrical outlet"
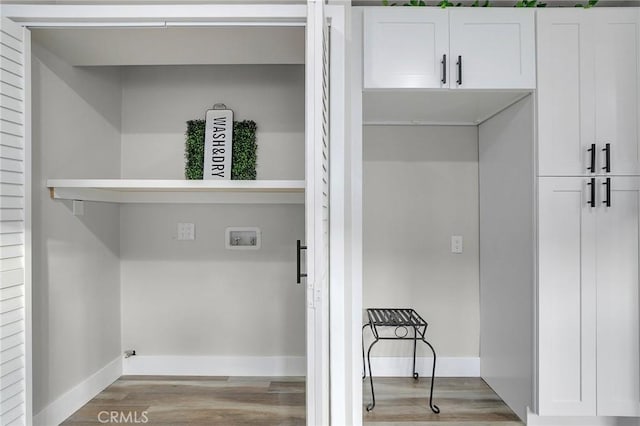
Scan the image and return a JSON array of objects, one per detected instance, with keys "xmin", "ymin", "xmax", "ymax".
[
  {"xmin": 177, "ymin": 223, "xmax": 195, "ymax": 241},
  {"xmin": 451, "ymin": 235, "xmax": 463, "ymax": 254}
]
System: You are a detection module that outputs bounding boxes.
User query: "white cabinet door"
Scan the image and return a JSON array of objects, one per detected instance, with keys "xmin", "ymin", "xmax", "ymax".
[
  {"xmin": 537, "ymin": 9, "xmax": 596, "ymax": 177},
  {"xmin": 538, "ymin": 177, "xmax": 597, "ymax": 416},
  {"xmin": 595, "ymin": 10, "xmax": 640, "ymax": 176},
  {"xmin": 596, "ymin": 177, "xmax": 640, "ymax": 416},
  {"xmin": 363, "ymin": 7, "xmax": 449, "ymax": 89},
  {"xmin": 449, "ymin": 8, "xmax": 535, "ymax": 89}
]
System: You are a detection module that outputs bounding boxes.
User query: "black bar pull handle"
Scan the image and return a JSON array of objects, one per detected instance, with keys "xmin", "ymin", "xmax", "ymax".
[
  {"xmin": 456, "ymin": 55, "xmax": 462, "ymax": 85},
  {"xmin": 297, "ymin": 239, "xmax": 307, "ymax": 284},
  {"xmin": 603, "ymin": 177, "xmax": 611, "ymax": 207},
  {"xmin": 587, "ymin": 178, "xmax": 596, "ymax": 208},
  {"xmin": 588, "ymin": 143, "xmax": 596, "ymax": 173},
  {"xmin": 602, "ymin": 143, "xmax": 611, "ymax": 173},
  {"xmin": 441, "ymin": 54, "xmax": 447, "ymax": 85}
]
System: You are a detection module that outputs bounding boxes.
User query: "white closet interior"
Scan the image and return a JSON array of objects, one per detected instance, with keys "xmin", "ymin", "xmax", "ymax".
[
  {"xmin": 29, "ymin": 25, "xmax": 307, "ymax": 418},
  {"xmin": 360, "ymin": 97, "xmax": 535, "ymax": 422}
]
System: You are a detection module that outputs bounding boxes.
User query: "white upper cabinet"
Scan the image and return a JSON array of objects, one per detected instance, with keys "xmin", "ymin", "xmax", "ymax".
[
  {"xmin": 537, "ymin": 9, "xmax": 595, "ymax": 177},
  {"xmin": 538, "ymin": 9, "xmax": 640, "ymax": 176},
  {"xmin": 449, "ymin": 9, "xmax": 535, "ymax": 89},
  {"xmin": 363, "ymin": 7, "xmax": 449, "ymax": 89},
  {"xmin": 595, "ymin": 9, "xmax": 640, "ymax": 176},
  {"xmin": 363, "ymin": 7, "xmax": 535, "ymax": 90}
]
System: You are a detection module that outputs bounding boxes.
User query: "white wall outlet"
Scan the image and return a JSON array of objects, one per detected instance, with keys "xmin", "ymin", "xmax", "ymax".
[
  {"xmin": 72, "ymin": 200, "xmax": 84, "ymax": 216},
  {"xmin": 451, "ymin": 235, "xmax": 463, "ymax": 254},
  {"xmin": 177, "ymin": 223, "xmax": 195, "ymax": 241}
]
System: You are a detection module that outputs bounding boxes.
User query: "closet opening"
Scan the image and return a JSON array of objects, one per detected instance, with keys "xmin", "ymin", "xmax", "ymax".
[
  {"xmin": 30, "ymin": 25, "xmax": 309, "ymax": 425},
  {"xmin": 360, "ymin": 91, "xmax": 535, "ymax": 424}
]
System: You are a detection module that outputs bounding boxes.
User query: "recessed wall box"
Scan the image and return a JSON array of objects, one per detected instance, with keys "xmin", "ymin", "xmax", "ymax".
[{"xmin": 226, "ymin": 227, "xmax": 261, "ymax": 250}]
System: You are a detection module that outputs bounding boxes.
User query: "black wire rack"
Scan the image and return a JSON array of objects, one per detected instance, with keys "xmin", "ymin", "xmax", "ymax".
[{"xmin": 362, "ymin": 308, "xmax": 440, "ymax": 413}]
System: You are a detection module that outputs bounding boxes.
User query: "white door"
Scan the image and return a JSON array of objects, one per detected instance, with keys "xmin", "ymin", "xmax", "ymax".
[
  {"xmin": 537, "ymin": 9, "xmax": 596, "ymax": 177},
  {"xmin": 305, "ymin": 1, "xmax": 330, "ymax": 425},
  {"xmin": 0, "ymin": 16, "xmax": 31, "ymax": 426},
  {"xmin": 363, "ymin": 7, "xmax": 448, "ymax": 89},
  {"xmin": 538, "ymin": 177, "xmax": 597, "ymax": 416},
  {"xmin": 595, "ymin": 10, "xmax": 640, "ymax": 176},
  {"xmin": 449, "ymin": 8, "xmax": 535, "ymax": 90},
  {"xmin": 596, "ymin": 176, "xmax": 640, "ymax": 416}
]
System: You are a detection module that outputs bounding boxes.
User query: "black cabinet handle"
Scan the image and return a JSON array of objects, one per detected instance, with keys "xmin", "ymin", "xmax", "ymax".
[
  {"xmin": 587, "ymin": 178, "xmax": 596, "ymax": 208},
  {"xmin": 456, "ymin": 55, "xmax": 462, "ymax": 85},
  {"xmin": 588, "ymin": 143, "xmax": 596, "ymax": 173},
  {"xmin": 297, "ymin": 239, "xmax": 307, "ymax": 284},
  {"xmin": 441, "ymin": 54, "xmax": 447, "ymax": 85},
  {"xmin": 602, "ymin": 143, "xmax": 611, "ymax": 173},
  {"xmin": 603, "ymin": 177, "xmax": 611, "ymax": 207}
]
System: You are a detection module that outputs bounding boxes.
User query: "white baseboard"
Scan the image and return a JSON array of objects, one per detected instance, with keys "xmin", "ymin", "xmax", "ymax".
[
  {"xmin": 123, "ymin": 355, "xmax": 306, "ymax": 376},
  {"xmin": 33, "ymin": 356, "xmax": 122, "ymax": 426},
  {"xmin": 526, "ymin": 408, "xmax": 640, "ymax": 426},
  {"xmin": 366, "ymin": 356, "xmax": 480, "ymax": 377}
]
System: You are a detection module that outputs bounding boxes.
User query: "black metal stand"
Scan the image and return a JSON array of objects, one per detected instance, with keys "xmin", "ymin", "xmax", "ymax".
[{"xmin": 362, "ymin": 308, "xmax": 440, "ymax": 414}]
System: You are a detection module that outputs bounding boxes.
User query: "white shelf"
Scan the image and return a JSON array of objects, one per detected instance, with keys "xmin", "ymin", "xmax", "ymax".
[{"xmin": 47, "ymin": 179, "xmax": 305, "ymax": 204}]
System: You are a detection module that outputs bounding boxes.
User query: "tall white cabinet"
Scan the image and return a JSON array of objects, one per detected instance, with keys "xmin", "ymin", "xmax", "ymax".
[{"xmin": 537, "ymin": 8, "xmax": 640, "ymax": 418}]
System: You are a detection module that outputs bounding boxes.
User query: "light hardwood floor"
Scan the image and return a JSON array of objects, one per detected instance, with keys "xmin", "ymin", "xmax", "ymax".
[
  {"xmin": 62, "ymin": 376, "xmax": 305, "ymax": 426},
  {"xmin": 62, "ymin": 376, "xmax": 522, "ymax": 425},
  {"xmin": 363, "ymin": 377, "xmax": 524, "ymax": 425}
]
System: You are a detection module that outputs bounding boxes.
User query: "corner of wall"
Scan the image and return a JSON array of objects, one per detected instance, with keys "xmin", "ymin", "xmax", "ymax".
[{"xmin": 33, "ymin": 356, "xmax": 122, "ymax": 426}]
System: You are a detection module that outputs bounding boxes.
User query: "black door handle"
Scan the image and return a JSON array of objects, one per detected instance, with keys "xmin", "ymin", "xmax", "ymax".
[
  {"xmin": 587, "ymin": 178, "xmax": 596, "ymax": 208},
  {"xmin": 603, "ymin": 177, "xmax": 611, "ymax": 207},
  {"xmin": 602, "ymin": 143, "xmax": 611, "ymax": 173},
  {"xmin": 297, "ymin": 240, "xmax": 307, "ymax": 284},
  {"xmin": 441, "ymin": 54, "xmax": 447, "ymax": 85},
  {"xmin": 456, "ymin": 55, "xmax": 462, "ymax": 86},
  {"xmin": 588, "ymin": 143, "xmax": 596, "ymax": 173}
]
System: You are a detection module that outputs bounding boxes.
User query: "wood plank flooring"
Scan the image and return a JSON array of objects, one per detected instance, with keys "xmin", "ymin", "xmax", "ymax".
[
  {"xmin": 363, "ymin": 377, "xmax": 524, "ymax": 426},
  {"xmin": 62, "ymin": 376, "xmax": 522, "ymax": 425},
  {"xmin": 62, "ymin": 376, "xmax": 305, "ymax": 426}
]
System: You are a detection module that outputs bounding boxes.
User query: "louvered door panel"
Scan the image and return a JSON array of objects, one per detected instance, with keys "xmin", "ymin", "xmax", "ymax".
[
  {"xmin": 0, "ymin": 17, "xmax": 28, "ymax": 426},
  {"xmin": 305, "ymin": 2, "xmax": 330, "ymax": 425}
]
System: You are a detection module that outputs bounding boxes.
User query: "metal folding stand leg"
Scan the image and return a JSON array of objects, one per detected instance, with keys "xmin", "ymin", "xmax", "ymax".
[
  {"xmin": 412, "ymin": 326, "xmax": 419, "ymax": 380},
  {"xmin": 362, "ymin": 323, "xmax": 372, "ymax": 379},
  {"xmin": 423, "ymin": 338, "xmax": 440, "ymax": 414},
  {"xmin": 365, "ymin": 336, "xmax": 379, "ymax": 412}
]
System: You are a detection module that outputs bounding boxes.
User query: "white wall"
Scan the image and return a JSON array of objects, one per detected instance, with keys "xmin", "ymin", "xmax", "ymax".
[
  {"xmin": 478, "ymin": 96, "xmax": 534, "ymax": 421},
  {"xmin": 120, "ymin": 65, "xmax": 305, "ymax": 180},
  {"xmin": 30, "ymin": 43, "xmax": 122, "ymax": 415},
  {"xmin": 120, "ymin": 204, "xmax": 305, "ymax": 356},
  {"xmin": 118, "ymin": 65, "xmax": 306, "ymax": 359},
  {"xmin": 363, "ymin": 125, "xmax": 480, "ymax": 359}
]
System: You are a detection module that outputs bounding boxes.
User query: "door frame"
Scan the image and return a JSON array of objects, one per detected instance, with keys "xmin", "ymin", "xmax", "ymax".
[{"xmin": 2, "ymin": 3, "xmax": 347, "ymax": 425}]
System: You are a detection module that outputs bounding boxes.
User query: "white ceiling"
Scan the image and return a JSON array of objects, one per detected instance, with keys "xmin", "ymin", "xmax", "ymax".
[{"xmin": 31, "ymin": 26, "xmax": 305, "ymax": 65}]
